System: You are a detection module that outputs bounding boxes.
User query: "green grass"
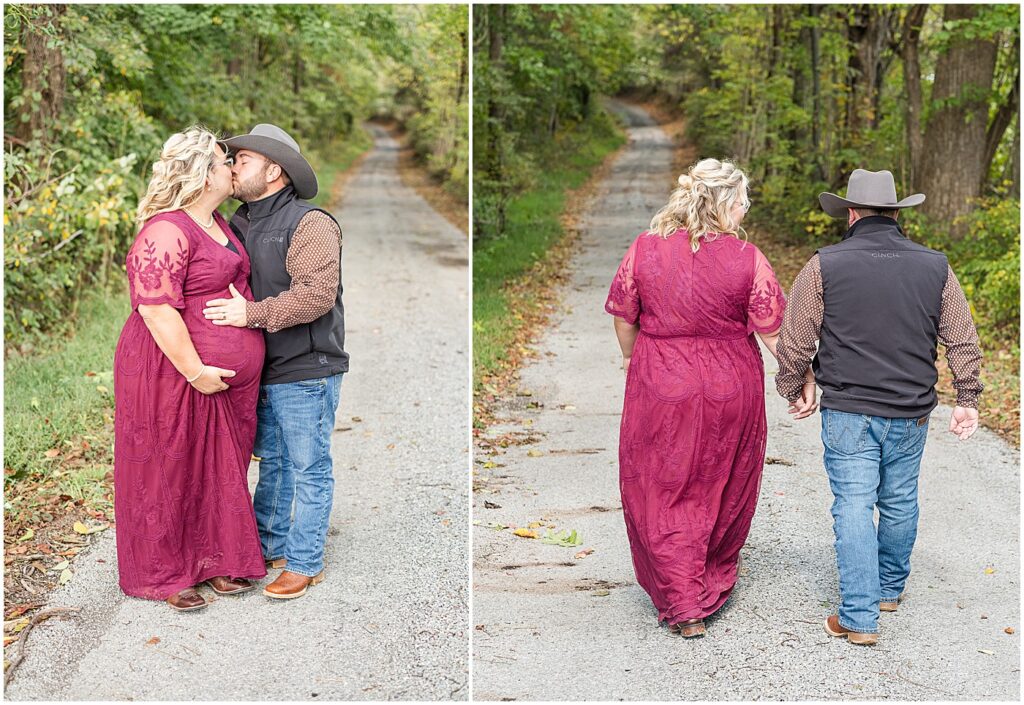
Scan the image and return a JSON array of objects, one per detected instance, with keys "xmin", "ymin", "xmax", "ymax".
[
  {"xmin": 473, "ymin": 111, "xmax": 626, "ymax": 384},
  {"xmin": 4, "ymin": 288, "xmax": 128, "ymax": 508}
]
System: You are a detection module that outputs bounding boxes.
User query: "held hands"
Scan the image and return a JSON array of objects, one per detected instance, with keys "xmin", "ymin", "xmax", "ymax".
[
  {"xmin": 203, "ymin": 283, "xmax": 247, "ymax": 327},
  {"xmin": 188, "ymin": 365, "xmax": 236, "ymax": 394},
  {"xmin": 787, "ymin": 370, "xmax": 818, "ymax": 419},
  {"xmin": 948, "ymin": 406, "xmax": 979, "ymax": 440}
]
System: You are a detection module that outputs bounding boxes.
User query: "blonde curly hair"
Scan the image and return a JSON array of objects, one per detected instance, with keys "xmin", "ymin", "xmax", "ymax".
[
  {"xmin": 136, "ymin": 126, "xmax": 221, "ymax": 226},
  {"xmin": 649, "ymin": 158, "xmax": 749, "ymax": 252}
]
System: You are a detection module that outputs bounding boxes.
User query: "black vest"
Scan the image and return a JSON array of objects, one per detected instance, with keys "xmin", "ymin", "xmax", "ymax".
[
  {"xmin": 813, "ymin": 216, "xmax": 948, "ymax": 418},
  {"xmin": 230, "ymin": 186, "xmax": 348, "ymax": 385}
]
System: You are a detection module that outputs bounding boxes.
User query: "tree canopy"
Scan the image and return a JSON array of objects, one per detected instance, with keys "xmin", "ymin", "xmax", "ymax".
[{"xmin": 4, "ymin": 3, "xmax": 468, "ymax": 349}]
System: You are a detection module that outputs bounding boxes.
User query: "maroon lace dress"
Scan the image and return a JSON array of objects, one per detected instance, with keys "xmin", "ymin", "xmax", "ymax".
[
  {"xmin": 605, "ymin": 231, "xmax": 785, "ymax": 624},
  {"xmin": 113, "ymin": 210, "xmax": 266, "ymax": 600}
]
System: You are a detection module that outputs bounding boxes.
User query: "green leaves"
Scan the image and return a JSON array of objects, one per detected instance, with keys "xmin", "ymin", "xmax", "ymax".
[{"xmin": 540, "ymin": 529, "xmax": 582, "ymax": 548}]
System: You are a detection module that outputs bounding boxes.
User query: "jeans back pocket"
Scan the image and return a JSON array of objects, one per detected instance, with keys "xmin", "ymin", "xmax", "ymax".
[{"xmin": 822, "ymin": 410, "xmax": 871, "ymax": 455}]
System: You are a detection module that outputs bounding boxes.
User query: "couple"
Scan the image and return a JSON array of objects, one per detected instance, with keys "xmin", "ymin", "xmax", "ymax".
[
  {"xmin": 605, "ymin": 160, "xmax": 983, "ymax": 642},
  {"xmin": 113, "ymin": 124, "xmax": 347, "ymax": 611}
]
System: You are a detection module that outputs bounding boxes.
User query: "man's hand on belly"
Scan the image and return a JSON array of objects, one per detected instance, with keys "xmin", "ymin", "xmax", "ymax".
[{"xmin": 203, "ymin": 283, "xmax": 248, "ymax": 328}]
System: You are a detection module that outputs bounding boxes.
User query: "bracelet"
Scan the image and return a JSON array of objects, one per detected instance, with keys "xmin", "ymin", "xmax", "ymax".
[{"xmin": 186, "ymin": 365, "xmax": 205, "ymax": 383}]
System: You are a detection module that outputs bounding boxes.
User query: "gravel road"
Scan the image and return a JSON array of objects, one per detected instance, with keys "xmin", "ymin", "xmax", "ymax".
[
  {"xmin": 7, "ymin": 124, "xmax": 470, "ymax": 701},
  {"xmin": 471, "ymin": 101, "xmax": 1020, "ymax": 701}
]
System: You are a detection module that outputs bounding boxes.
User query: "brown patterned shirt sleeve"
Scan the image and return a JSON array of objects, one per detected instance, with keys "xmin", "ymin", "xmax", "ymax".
[
  {"xmin": 938, "ymin": 265, "xmax": 983, "ymax": 408},
  {"xmin": 245, "ymin": 211, "xmax": 341, "ymax": 334},
  {"xmin": 775, "ymin": 254, "xmax": 823, "ymax": 402}
]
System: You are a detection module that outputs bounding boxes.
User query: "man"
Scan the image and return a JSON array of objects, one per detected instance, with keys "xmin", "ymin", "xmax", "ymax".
[
  {"xmin": 776, "ymin": 169, "xmax": 982, "ymax": 645},
  {"xmin": 203, "ymin": 124, "xmax": 347, "ymax": 600}
]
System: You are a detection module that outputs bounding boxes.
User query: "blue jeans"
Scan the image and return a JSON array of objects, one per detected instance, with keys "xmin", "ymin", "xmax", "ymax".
[
  {"xmin": 820, "ymin": 408, "xmax": 929, "ymax": 634},
  {"xmin": 253, "ymin": 374, "xmax": 342, "ymax": 577}
]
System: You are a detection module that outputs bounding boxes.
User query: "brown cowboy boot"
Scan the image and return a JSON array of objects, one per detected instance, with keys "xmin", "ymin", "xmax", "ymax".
[
  {"xmin": 205, "ymin": 576, "xmax": 256, "ymax": 595},
  {"xmin": 263, "ymin": 570, "xmax": 325, "ymax": 600},
  {"xmin": 166, "ymin": 587, "xmax": 208, "ymax": 612},
  {"xmin": 824, "ymin": 615, "xmax": 878, "ymax": 645}
]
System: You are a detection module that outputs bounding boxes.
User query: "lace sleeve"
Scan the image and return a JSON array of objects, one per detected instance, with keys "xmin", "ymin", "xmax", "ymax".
[
  {"xmin": 126, "ymin": 219, "xmax": 190, "ymax": 310},
  {"xmin": 747, "ymin": 247, "xmax": 786, "ymax": 333},
  {"xmin": 604, "ymin": 237, "xmax": 641, "ymax": 324}
]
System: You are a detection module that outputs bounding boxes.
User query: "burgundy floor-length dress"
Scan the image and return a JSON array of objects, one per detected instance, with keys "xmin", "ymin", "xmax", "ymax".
[
  {"xmin": 113, "ymin": 210, "xmax": 267, "ymax": 600},
  {"xmin": 605, "ymin": 231, "xmax": 786, "ymax": 624}
]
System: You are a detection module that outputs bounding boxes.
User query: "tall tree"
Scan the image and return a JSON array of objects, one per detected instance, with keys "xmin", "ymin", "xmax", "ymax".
[{"xmin": 918, "ymin": 5, "xmax": 999, "ymax": 229}]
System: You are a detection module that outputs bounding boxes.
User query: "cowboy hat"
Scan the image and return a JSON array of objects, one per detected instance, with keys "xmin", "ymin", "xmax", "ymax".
[
  {"xmin": 819, "ymin": 169, "xmax": 925, "ymax": 218},
  {"xmin": 220, "ymin": 124, "xmax": 318, "ymax": 200}
]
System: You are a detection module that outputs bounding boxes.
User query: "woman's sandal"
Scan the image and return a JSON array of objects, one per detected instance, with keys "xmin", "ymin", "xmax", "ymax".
[
  {"xmin": 166, "ymin": 587, "xmax": 208, "ymax": 612},
  {"xmin": 670, "ymin": 618, "xmax": 706, "ymax": 638}
]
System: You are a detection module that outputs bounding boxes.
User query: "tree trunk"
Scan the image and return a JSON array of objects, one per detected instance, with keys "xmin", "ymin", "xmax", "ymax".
[
  {"xmin": 919, "ymin": 4, "xmax": 999, "ymax": 233},
  {"xmin": 16, "ymin": 5, "xmax": 67, "ymax": 143},
  {"xmin": 1008, "ymin": 116, "xmax": 1021, "ymax": 199},
  {"xmin": 900, "ymin": 5, "xmax": 928, "ymax": 189},
  {"xmin": 809, "ymin": 5, "xmax": 824, "ymax": 182},
  {"xmin": 455, "ymin": 30, "xmax": 468, "ymax": 106},
  {"xmin": 981, "ymin": 38, "xmax": 1020, "ymax": 191}
]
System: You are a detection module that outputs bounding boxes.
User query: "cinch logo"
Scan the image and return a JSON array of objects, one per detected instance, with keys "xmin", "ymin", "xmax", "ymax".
[
  {"xmin": 871, "ymin": 251, "xmax": 900, "ymax": 258},
  {"xmin": 262, "ymin": 236, "xmax": 286, "ymax": 244}
]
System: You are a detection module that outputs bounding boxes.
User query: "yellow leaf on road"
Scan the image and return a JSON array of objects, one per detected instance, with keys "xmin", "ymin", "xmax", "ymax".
[
  {"xmin": 512, "ymin": 528, "xmax": 538, "ymax": 539},
  {"xmin": 73, "ymin": 521, "xmax": 107, "ymax": 535},
  {"xmin": 527, "ymin": 450, "xmax": 543, "ymax": 457}
]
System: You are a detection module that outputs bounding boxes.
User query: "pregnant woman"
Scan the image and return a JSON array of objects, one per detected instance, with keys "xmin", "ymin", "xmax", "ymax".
[
  {"xmin": 113, "ymin": 127, "xmax": 267, "ymax": 611},
  {"xmin": 605, "ymin": 159, "xmax": 815, "ymax": 637}
]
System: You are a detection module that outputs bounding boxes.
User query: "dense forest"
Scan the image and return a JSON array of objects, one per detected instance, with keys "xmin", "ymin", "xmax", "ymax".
[
  {"xmin": 4, "ymin": 3, "xmax": 468, "ymax": 350},
  {"xmin": 474, "ymin": 2, "xmax": 1019, "ymax": 356}
]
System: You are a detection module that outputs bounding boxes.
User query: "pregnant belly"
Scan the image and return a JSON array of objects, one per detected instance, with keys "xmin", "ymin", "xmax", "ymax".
[{"xmin": 182, "ymin": 305, "xmax": 265, "ymax": 388}]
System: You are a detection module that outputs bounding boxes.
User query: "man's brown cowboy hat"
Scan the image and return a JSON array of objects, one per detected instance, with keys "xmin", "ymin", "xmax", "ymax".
[
  {"xmin": 819, "ymin": 169, "xmax": 925, "ymax": 218},
  {"xmin": 220, "ymin": 123, "xmax": 318, "ymax": 200}
]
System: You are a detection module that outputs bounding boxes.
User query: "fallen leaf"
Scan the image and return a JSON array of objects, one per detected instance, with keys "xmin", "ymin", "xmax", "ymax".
[
  {"xmin": 482, "ymin": 461, "xmax": 497, "ymax": 469},
  {"xmin": 58, "ymin": 568, "xmax": 72, "ymax": 585},
  {"xmin": 17, "ymin": 528, "xmax": 35, "ymax": 542},
  {"xmin": 145, "ymin": 636, "xmax": 161, "ymax": 646},
  {"xmin": 593, "ymin": 590, "xmax": 610, "ymax": 597},
  {"xmin": 978, "ymin": 649, "xmax": 995, "ymax": 655},
  {"xmin": 984, "ymin": 567, "xmax": 996, "ymax": 575},
  {"xmin": 386, "ymin": 443, "xmax": 395, "ymax": 450},
  {"xmin": 1005, "ymin": 627, "xmax": 1015, "ymax": 635},
  {"xmin": 574, "ymin": 548, "xmax": 595, "ymax": 559},
  {"xmin": 541, "ymin": 529, "xmax": 582, "ymax": 547},
  {"xmin": 51, "ymin": 560, "xmax": 70, "ymax": 571},
  {"xmin": 351, "ymin": 416, "xmax": 362, "ymax": 423},
  {"xmin": 73, "ymin": 521, "xmax": 106, "ymax": 535},
  {"xmin": 512, "ymin": 528, "xmax": 538, "ymax": 539},
  {"xmin": 527, "ymin": 521, "xmax": 544, "ymax": 529},
  {"xmin": 526, "ymin": 450, "xmax": 543, "ymax": 457},
  {"xmin": 43, "ymin": 449, "xmax": 60, "ymax": 459},
  {"xmin": 96, "ymin": 386, "xmax": 108, "ymax": 393},
  {"xmin": 483, "ymin": 501, "xmax": 502, "ymax": 509}
]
